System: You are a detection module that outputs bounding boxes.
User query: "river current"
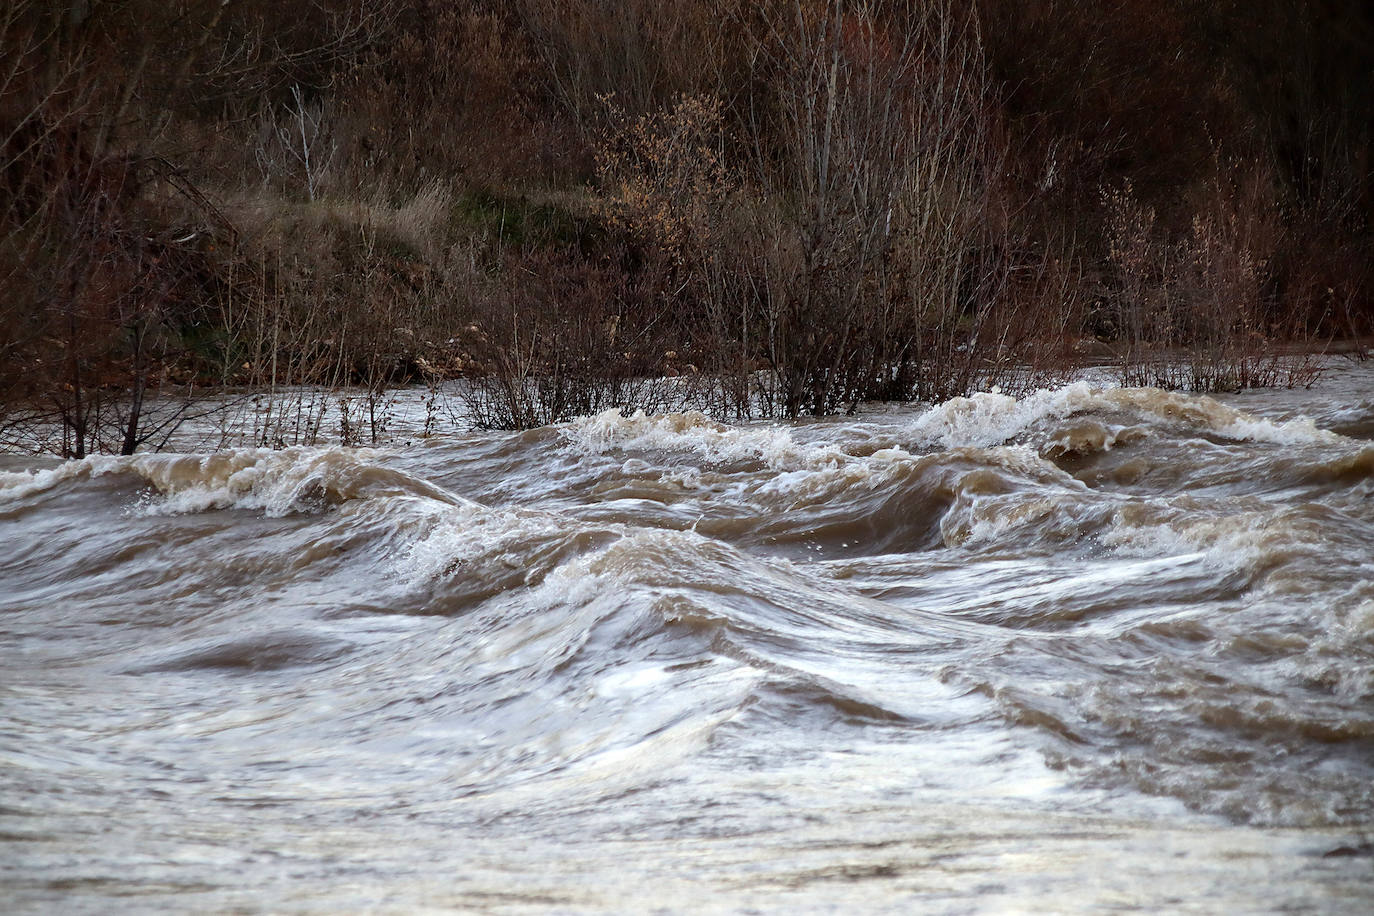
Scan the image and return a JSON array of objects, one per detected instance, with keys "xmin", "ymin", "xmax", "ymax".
[{"xmin": 3, "ymin": 366, "xmax": 1374, "ymax": 912}]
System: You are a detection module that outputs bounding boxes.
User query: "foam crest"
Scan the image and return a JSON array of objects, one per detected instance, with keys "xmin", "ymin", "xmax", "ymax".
[
  {"xmin": 562, "ymin": 408, "xmax": 846, "ymax": 470},
  {"xmin": 1098, "ymin": 388, "xmax": 1342, "ymax": 446},
  {"xmin": 0, "ymin": 447, "xmax": 454, "ymax": 516},
  {"xmin": 402, "ymin": 500, "xmax": 575, "ymax": 582},
  {"xmin": 128, "ymin": 447, "xmax": 459, "ymax": 516},
  {"xmin": 908, "ymin": 384, "xmax": 1097, "ymax": 449},
  {"xmin": 0, "ymin": 458, "xmax": 112, "ymax": 500},
  {"xmin": 1101, "ymin": 503, "xmax": 1309, "ymax": 578},
  {"xmin": 396, "ymin": 498, "xmax": 630, "ymax": 616},
  {"xmin": 1211, "ymin": 411, "xmax": 1342, "ymax": 446},
  {"xmin": 1102, "ymin": 517, "xmax": 1210, "ymax": 562},
  {"xmin": 907, "ymin": 383, "xmax": 1344, "ymax": 450},
  {"xmin": 752, "ymin": 447, "xmax": 918, "ymax": 505}
]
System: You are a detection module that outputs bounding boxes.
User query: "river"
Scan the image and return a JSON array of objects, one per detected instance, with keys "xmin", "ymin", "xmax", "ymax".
[{"xmin": 3, "ymin": 364, "xmax": 1373, "ymax": 912}]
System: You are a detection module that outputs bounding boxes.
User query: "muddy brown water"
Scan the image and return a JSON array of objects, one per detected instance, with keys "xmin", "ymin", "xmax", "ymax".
[{"xmin": 3, "ymin": 366, "xmax": 1374, "ymax": 912}]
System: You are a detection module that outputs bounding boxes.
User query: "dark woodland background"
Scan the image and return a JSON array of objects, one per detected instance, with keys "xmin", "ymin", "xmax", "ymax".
[{"xmin": 3, "ymin": 1, "xmax": 1371, "ymax": 452}]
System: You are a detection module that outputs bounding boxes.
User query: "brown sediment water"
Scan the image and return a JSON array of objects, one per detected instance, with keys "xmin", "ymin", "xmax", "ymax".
[{"xmin": 3, "ymin": 366, "xmax": 1374, "ymax": 912}]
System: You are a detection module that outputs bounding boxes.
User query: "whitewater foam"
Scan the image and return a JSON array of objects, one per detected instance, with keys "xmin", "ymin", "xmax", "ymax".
[
  {"xmin": 563, "ymin": 408, "xmax": 848, "ymax": 471},
  {"xmin": 0, "ymin": 456, "xmax": 122, "ymax": 501},
  {"xmin": 905, "ymin": 383, "xmax": 1344, "ymax": 451},
  {"xmin": 402, "ymin": 500, "xmax": 581, "ymax": 582},
  {"xmin": 0, "ymin": 448, "xmax": 434, "ymax": 516}
]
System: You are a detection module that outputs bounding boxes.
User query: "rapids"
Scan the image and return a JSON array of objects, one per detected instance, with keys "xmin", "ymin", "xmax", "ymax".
[{"xmin": 4, "ymin": 366, "xmax": 1374, "ymax": 911}]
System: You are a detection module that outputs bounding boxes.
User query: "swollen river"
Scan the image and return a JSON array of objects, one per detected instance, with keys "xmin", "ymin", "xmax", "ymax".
[{"xmin": 4, "ymin": 369, "xmax": 1374, "ymax": 911}]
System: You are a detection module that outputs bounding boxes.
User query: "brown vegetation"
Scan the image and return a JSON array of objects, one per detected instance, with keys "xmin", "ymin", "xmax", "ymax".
[{"xmin": 2, "ymin": 0, "xmax": 1370, "ymax": 451}]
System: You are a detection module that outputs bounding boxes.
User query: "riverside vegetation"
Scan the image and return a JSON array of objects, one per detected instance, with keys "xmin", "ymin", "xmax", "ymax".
[{"xmin": 2, "ymin": 0, "xmax": 1371, "ymax": 455}]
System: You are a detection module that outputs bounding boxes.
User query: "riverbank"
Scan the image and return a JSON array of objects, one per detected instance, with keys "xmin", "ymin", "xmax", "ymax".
[
  {"xmin": 3, "ymin": 368, "xmax": 1373, "ymax": 912},
  {"xmin": 5, "ymin": 3, "xmax": 1370, "ymax": 456}
]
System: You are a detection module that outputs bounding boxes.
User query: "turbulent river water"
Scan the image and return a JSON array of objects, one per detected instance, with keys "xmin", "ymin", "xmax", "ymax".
[{"xmin": 4, "ymin": 365, "xmax": 1374, "ymax": 912}]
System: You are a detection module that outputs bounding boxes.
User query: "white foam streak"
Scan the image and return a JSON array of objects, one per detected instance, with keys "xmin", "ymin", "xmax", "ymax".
[
  {"xmin": 563, "ymin": 408, "xmax": 847, "ymax": 470},
  {"xmin": 1103, "ymin": 507, "xmax": 1297, "ymax": 577},
  {"xmin": 131, "ymin": 448, "xmax": 400, "ymax": 516},
  {"xmin": 0, "ymin": 447, "xmax": 435, "ymax": 517},
  {"xmin": 0, "ymin": 458, "xmax": 111, "ymax": 500},
  {"xmin": 401, "ymin": 500, "xmax": 573, "ymax": 583},
  {"xmin": 1213, "ymin": 413, "xmax": 1341, "ymax": 446},
  {"xmin": 908, "ymin": 384, "xmax": 1095, "ymax": 449},
  {"xmin": 906, "ymin": 383, "xmax": 1344, "ymax": 449}
]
